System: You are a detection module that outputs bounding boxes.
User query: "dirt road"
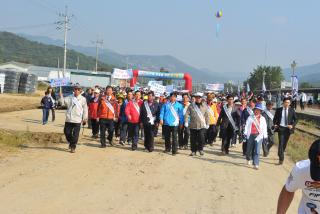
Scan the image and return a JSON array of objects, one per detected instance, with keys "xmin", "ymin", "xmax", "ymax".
[{"xmin": 0, "ymin": 109, "xmax": 301, "ymax": 213}]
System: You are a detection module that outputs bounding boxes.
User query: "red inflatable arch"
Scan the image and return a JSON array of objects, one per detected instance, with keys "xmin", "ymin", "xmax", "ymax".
[{"xmin": 130, "ymin": 69, "xmax": 192, "ymax": 91}]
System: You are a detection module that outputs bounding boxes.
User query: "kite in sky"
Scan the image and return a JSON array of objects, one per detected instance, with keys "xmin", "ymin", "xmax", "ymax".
[{"xmin": 215, "ymin": 10, "xmax": 222, "ymax": 37}]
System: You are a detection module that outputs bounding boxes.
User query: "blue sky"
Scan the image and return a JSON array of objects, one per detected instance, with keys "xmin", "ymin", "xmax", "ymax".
[{"xmin": 1, "ymin": 0, "xmax": 320, "ymax": 76}]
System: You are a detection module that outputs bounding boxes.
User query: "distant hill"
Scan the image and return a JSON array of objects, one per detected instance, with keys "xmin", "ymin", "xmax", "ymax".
[
  {"xmin": 0, "ymin": 32, "xmax": 114, "ymax": 71},
  {"xmin": 283, "ymin": 63, "xmax": 320, "ymax": 86},
  {"xmin": 21, "ymin": 34, "xmax": 240, "ymax": 82}
]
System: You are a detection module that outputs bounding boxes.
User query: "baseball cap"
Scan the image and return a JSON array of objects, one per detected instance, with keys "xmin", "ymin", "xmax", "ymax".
[
  {"xmin": 309, "ymin": 139, "xmax": 320, "ymax": 181},
  {"xmin": 94, "ymin": 88, "xmax": 100, "ymax": 94}
]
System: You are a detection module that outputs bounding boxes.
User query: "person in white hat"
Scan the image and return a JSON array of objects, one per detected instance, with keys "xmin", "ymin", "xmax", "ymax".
[
  {"xmin": 59, "ymin": 84, "xmax": 88, "ymax": 153},
  {"xmin": 243, "ymin": 103, "xmax": 268, "ymax": 169}
]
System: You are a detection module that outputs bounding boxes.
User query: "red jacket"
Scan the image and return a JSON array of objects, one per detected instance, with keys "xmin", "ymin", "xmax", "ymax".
[
  {"xmin": 97, "ymin": 95, "xmax": 118, "ymax": 120},
  {"xmin": 125, "ymin": 99, "xmax": 143, "ymax": 123},
  {"xmin": 88, "ymin": 97, "xmax": 99, "ymax": 119}
]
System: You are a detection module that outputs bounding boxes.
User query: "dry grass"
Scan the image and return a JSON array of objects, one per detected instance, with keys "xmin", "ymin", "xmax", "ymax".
[
  {"xmin": 0, "ymin": 129, "xmax": 64, "ymax": 158},
  {"xmin": 0, "ymin": 93, "xmax": 43, "ymax": 113},
  {"xmin": 285, "ymin": 130, "xmax": 318, "ymax": 162}
]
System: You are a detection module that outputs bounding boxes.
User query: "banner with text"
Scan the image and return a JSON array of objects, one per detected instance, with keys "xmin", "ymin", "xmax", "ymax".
[
  {"xmin": 50, "ymin": 78, "xmax": 70, "ymax": 87},
  {"xmin": 148, "ymin": 81, "xmax": 166, "ymax": 94},
  {"xmin": 206, "ymin": 83, "xmax": 224, "ymax": 91},
  {"xmin": 112, "ymin": 68, "xmax": 133, "ymax": 79}
]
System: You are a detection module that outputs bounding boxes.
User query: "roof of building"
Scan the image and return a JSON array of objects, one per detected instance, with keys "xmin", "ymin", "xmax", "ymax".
[{"xmin": 0, "ymin": 61, "xmax": 112, "ymax": 78}]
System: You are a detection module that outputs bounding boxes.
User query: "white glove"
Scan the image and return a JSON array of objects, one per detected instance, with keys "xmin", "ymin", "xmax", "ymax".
[
  {"xmin": 184, "ymin": 122, "xmax": 189, "ymax": 128},
  {"xmin": 205, "ymin": 125, "xmax": 209, "ymax": 129}
]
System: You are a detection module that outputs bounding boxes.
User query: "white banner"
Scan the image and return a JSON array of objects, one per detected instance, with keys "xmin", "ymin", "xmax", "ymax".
[
  {"xmin": 166, "ymin": 85, "xmax": 174, "ymax": 93},
  {"xmin": 112, "ymin": 68, "xmax": 133, "ymax": 79},
  {"xmin": 0, "ymin": 73, "xmax": 5, "ymax": 93},
  {"xmin": 50, "ymin": 78, "xmax": 70, "ymax": 87},
  {"xmin": 149, "ymin": 82, "xmax": 166, "ymax": 94},
  {"xmin": 281, "ymin": 81, "xmax": 292, "ymax": 89},
  {"xmin": 148, "ymin": 81, "xmax": 163, "ymax": 87},
  {"xmin": 291, "ymin": 75, "xmax": 299, "ymax": 96},
  {"xmin": 206, "ymin": 83, "xmax": 224, "ymax": 91}
]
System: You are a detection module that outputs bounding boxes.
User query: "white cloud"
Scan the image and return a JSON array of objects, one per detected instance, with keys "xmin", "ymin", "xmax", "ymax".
[{"xmin": 272, "ymin": 16, "xmax": 288, "ymax": 25}]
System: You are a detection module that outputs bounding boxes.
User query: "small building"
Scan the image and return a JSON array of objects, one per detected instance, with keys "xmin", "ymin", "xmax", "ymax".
[{"xmin": 0, "ymin": 61, "xmax": 113, "ymax": 87}]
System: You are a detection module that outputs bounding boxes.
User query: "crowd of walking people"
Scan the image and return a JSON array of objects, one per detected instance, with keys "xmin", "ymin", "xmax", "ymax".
[{"xmin": 41, "ymin": 84, "xmax": 298, "ymax": 170}]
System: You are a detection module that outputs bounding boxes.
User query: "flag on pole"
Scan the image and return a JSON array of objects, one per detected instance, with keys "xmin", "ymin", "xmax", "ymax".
[
  {"xmin": 291, "ymin": 75, "xmax": 299, "ymax": 98},
  {"xmin": 237, "ymin": 83, "xmax": 241, "ymax": 97},
  {"xmin": 247, "ymin": 83, "xmax": 250, "ymax": 92},
  {"xmin": 262, "ymin": 81, "xmax": 266, "ymax": 93}
]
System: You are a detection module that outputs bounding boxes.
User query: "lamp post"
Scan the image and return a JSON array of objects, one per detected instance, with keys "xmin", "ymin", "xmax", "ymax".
[
  {"xmin": 291, "ymin": 60, "xmax": 297, "ymax": 98},
  {"xmin": 291, "ymin": 60, "xmax": 297, "ymax": 76}
]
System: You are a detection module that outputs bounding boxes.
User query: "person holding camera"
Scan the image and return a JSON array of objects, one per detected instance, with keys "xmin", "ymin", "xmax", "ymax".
[{"xmin": 59, "ymin": 84, "xmax": 88, "ymax": 153}]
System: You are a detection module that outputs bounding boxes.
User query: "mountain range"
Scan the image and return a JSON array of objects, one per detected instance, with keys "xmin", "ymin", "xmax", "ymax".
[
  {"xmin": 20, "ymin": 33, "xmax": 245, "ymax": 83},
  {"xmin": 0, "ymin": 32, "xmax": 113, "ymax": 71},
  {"xmin": 283, "ymin": 63, "xmax": 320, "ymax": 86}
]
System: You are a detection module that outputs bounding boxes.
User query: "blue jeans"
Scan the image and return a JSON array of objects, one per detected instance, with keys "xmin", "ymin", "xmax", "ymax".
[
  {"xmin": 246, "ymin": 135, "xmax": 262, "ymax": 166},
  {"xmin": 42, "ymin": 108, "xmax": 50, "ymax": 124}
]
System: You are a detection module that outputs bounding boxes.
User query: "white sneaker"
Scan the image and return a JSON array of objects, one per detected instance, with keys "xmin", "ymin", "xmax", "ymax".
[
  {"xmin": 253, "ymin": 165, "xmax": 259, "ymax": 170},
  {"xmin": 247, "ymin": 160, "xmax": 252, "ymax": 166}
]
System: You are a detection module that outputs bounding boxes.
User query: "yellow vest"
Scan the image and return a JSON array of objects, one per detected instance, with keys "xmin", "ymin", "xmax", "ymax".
[{"xmin": 207, "ymin": 102, "xmax": 219, "ymax": 125}]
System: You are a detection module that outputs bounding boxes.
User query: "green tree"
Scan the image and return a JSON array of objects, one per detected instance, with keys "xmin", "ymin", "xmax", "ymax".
[
  {"xmin": 158, "ymin": 67, "xmax": 172, "ymax": 86},
  {"xmin": 300, "ymin": 82, "xmax": 313, "ymax": 89},
  {"xmin": 245, "ymin": 65, "xmax": 284, "ymax": 92}
]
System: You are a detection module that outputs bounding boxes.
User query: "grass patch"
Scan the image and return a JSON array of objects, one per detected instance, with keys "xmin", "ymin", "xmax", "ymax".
[
  {"xmin": 299, "ymin": 120, "xmax": 318, "ymax": 129},
  {"xmin": 0, "ymin": 129, "xmax": 64, "ymax": 158},
  {"xmin": 285, "ymin": 130, "xmax": 318, "ymax": 162},
  {"xmin": 37, "ymin": 81, "xmax": 49, "ymax": 91}
]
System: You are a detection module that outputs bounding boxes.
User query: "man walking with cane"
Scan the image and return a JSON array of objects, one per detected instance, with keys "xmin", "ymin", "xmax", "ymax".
[{"xmin": 60, "ymin": 84, "xmax": 88, "ymax": 153}]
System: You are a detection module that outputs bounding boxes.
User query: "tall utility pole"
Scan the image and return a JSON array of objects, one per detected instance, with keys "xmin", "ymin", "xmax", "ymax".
[
  {"xmin": 56, "ymin": 6, "xmax": 73, "ymax": 78},
  {"xmin": 76, "ymin": 56, "xmax": 79, "ymax": 71},
  {"xmin": 93, "ymin": 37, "xmax": 103, "ymax": 72},
  {"xmin": 57, "ymin": 57, "xmax": 60, "ymax": 78}
]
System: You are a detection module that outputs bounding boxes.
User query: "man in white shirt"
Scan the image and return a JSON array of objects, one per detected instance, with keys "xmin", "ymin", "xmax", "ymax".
[
  {"xmin": 277, "ymin": 139, "xmax": 320, "ymax": 214},
  {"xmin": 60, "ymin": 84, "xmax": 88, "ymax": 153},
  {"xmin": 273, "ymin": 97, "xmax": 298, "ymax": 164}
]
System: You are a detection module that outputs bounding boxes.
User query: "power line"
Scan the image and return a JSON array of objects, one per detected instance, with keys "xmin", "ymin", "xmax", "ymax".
[{"xmin": 29, "ymin": 0, "xmax": 60, "ymax": 15}]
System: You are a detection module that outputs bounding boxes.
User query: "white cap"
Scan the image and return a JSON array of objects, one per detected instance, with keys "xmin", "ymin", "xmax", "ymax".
[
  {"xmin": 194, "ymin": 92, "xmax": 203, "ymax": 97},
  {"xmin": 212, "ymin": 98, "xmax": 218, "ymax": 102},
  {"xmin": 94, "ymin": 88, "xmax": 100, "ymax": 94}
]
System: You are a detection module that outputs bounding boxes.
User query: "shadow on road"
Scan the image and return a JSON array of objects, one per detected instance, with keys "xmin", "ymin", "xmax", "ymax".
[
  {"xmin": 22, "ymin": 119, "xmax": 42, "ymax": 124},
  {"xmin": 21, "ymin": 144, "xmax": 69, "ymax": 153}
]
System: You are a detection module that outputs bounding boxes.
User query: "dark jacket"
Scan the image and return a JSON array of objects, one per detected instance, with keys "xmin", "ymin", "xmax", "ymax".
[
  {"xmin": 273, "ymin": 107, "xmax": 298, "ymax": 133},
  {"xmin": 41, "ymin": 96, "xmax": 53, "ymax": 109},
  {"xmin": 217, "ymin": 104, "xmax": 240, "ymax": 131},
  {"xmin": 140, "ymin": 101, "xmax": 160, "ymax": 125},
  {"xmin": 262, "ymin": 111, "xmax": 274, "ymax": 135},
  {"xmin": 120, "ymin": 100, "xmax": 129, "ymax": 123},
  {"xmin": 240, "ymin": 108, "xmax": 251, "ymax": 126}
]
